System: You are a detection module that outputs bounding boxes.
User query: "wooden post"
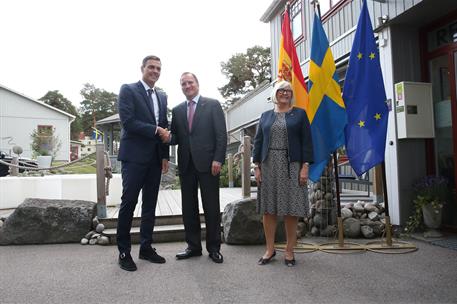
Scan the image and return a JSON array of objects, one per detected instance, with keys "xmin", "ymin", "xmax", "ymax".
[
  {"xmin": 227, "ymin": 153, "xmax": 234, "ymax": 188},
  {"xmin": 96, "ymin": 143, "xmax": 107, "ymax": 218},
  {"xmin": 372, "ymin": 164, "xmax": 384, "ymax": 203},
  {"xmin": 10, "ymin": 157, "xmax": 19, "ymax": 176},
  {"xmin": 241, "ymin": 136, "xmax": 251, "ymax": 198}
]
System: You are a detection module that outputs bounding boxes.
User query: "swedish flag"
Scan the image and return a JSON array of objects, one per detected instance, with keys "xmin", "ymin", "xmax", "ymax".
[
  {"xmin": 307, "ymin": 13, "xmax": 347, "ymax": 182},
  {"xmin": 343, "ymin": 0, "xmax": 388, "ymax": 176}
]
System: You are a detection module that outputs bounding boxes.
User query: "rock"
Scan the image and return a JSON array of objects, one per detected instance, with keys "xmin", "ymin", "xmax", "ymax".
[
  {"xmin": 297, "ymin": 222, "xmax": 306, "ymax": 235},
  {"xmin": 315, "ymin": 199, "xmax": 324, "ymax": 209},
  {"xmin": 222, "ymin": 198, "xmax": 264, "ymax": 244},
  {"xmin": 95, "ymin": 223, "xmax": 105, "ymax": 233},
  {"xmin": 320, "ymin": 225, "xmax": 336, "ymax": 237},
  {"xmin": 0, "ymin": 198, "xmax": 96, "ymax": 245},
  {"xmin": 368, "ymin": 211, "xmax": 379, "ymax": 221},
  {"xmin": 91, "ymin": 233, "xmax": 100, "ymax": 239},
  {"xmin": 97, "ymin": 235, "xmax": 110, "ymax": 245},
  {"xmin": 353, "ymin": 202, "xmax": 364, "ymax": 212},
  {"xmin": 89, "ymin": 238, "xmax": 97, "ymax": 245},
  {"xmin": 85, "ymin": 231, "xmax": 96, "ymax": 239},
  {"xmin": 313, "ymin": 214, "xmax": 323, "ymax": 227},
  {"xmin": 343, "ymin": 218, "xmax": 360, "ymax": 238},
  {"xmin": 360, "ymin": 213, "xmax": 368, "ymax": 219},
  {"xmin": 343, "ymin": 203, "xmax": 354, "ymax": 209},
  {"xmin": 324, "ymin": 193, "xmax": 333, "ymax": 201},
  {"xmin": 309, "ymin": 208, "xmax": 316, "ymax": 218},
  {"xmin": 371, "ymin": 221, "xmax": 385, "ymax": 236},
  {"xmin": 311, "ymin": 226, "xmax": 319, "ymax": 236},
  {"xmin": 314, "ymin": 190, "xmax": 322, "ymax": 199},
  {"xmin": 361, "ymin": 225, "xmax": 375, "ymax": 238},
  {"xmin": 364, "ymin": 203, "xmax": 379, "ymax": 212},
  {"xmin": 81, "ymin": 238, "xmax": 89, "ymax": 245},
  {"xmin": 360, "ymin": 219, "xmax": 371, "ymax": 226},
  {"xmin": 92, "ymin": 216, "xmax": 99, "ymax": 229},
  {"xmin": 0, "ymin": 220, "xmax": 3, "ymax": 229},
  {"xmin": 341, "ymin": 208, "xmax": 353, "ymax": 219}
]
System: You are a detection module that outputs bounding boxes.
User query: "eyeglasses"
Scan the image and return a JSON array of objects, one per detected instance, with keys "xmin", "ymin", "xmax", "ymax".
[{"xmin": 277, "ymin": 89, "xmax": 292, "ymax": 95}]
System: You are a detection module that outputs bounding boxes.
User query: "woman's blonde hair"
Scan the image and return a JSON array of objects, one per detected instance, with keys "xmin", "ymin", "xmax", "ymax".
[{"xmin": 271, "ymin": 80, "xmax": 294, "ymax": 105}]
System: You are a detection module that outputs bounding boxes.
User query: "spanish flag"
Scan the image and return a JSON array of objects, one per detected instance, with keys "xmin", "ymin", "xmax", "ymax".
[{"xmin": 278, "ymin": 5, "xmax": 309, "ymax": 111}]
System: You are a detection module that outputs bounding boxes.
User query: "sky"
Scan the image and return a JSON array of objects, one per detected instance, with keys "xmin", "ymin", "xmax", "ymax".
[{"xmin": 0, "ymin": 0, "xmax": 272, "ymax": 109}]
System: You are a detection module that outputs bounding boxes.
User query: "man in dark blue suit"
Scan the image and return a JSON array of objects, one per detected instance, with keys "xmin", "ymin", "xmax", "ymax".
[
  {"xmin": 162, "ymin": 72, "xmax": 227, "ymax": 264},
  {"xmin": 116, "ymin": 55, "xmax": 169, "ymax": 271}
]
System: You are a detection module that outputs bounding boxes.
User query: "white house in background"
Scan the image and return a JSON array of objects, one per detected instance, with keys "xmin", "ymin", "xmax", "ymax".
[
  {"xmin": 0, "ymin": 84, "xmax": 74, "ymax": 161},
  {"xmin": 80, "ymin": 136, "xmax": 97, "ymax": 156}
]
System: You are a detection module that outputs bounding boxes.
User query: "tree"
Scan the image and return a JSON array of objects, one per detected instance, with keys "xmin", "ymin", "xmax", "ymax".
[
  {"xmin": 79, "ymin": 83, "xmax": 118, "ymax": 135},
  {"xmin": 219, "ymin": 45, "xmax": 271, "ymax": 108},
  {"xmin": 39, "ymin": 90, "xmax": 82, "ymax": 140}
]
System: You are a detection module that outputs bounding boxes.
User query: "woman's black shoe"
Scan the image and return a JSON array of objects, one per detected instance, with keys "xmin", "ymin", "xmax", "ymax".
[
  {"xmin": 284, "ymin": 258, "xmax": 296, "ymax": 267},
  {"xmin": 257, "ymin": 250, "xmax": 276, "ymax": 265}
]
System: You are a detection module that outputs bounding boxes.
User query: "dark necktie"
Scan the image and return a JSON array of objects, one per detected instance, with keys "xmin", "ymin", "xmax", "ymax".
[
  {"xmin": 147, "ymin": 88, "xmax": 156, "ymax": 120},
  {"xmin": 188, "ymin": 100, "xmax": 195, "ymax": 130}
]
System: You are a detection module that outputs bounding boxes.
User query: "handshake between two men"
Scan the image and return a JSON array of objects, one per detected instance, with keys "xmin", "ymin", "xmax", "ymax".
[{"xmin": 156, "ymin": 126, "xmax": 171, "ymax": 143}]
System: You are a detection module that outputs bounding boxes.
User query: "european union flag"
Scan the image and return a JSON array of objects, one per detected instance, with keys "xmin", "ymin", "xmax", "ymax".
[
  {"xmin": 343, "ymin": 0, "xmax": 389, "ymax": 176},
  {"xmin": 307, "ymin": 13, "xmax": 347, "ymax": 182}
]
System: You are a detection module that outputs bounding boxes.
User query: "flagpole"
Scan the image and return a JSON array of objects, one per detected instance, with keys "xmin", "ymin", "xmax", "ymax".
[
  {"xmin": 381, "ymin": 162, "xmax": 393, "ymax": 246},
  {"xmin": 332, "ymin": 152, "xmax": 344, "ymax": 247}
]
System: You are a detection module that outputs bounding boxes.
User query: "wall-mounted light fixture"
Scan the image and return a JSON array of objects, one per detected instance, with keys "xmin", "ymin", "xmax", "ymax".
[{"xmin": 376, "ymin": 15, "xmax": 389, "ymax": 27}]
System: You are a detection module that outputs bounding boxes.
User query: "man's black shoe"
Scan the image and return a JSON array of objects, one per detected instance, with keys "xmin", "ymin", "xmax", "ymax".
[
  {"xmin": 209, "ymin": 251, "xmax": 223, "ymax": 264},
  {"xmin": 139, "ymin": 247, "xmax": 166, "ymax": 264},
  {"xmin": 118, "ymin": 252, "xmax": 137, "ymax": 271},
  {"xmin": 176, "ymin": 248, "xmax": 203, "ymax": 260}
]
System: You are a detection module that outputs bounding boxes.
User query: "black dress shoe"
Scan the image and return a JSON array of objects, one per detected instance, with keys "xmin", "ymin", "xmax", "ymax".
[
  {"xmin": 139, "ymin": 247, "xmax": 166, "ymax": 264},
  {"xmin": 118, "ymin": 252, "xmax": 137, "ymax": 271},
  {"xmin": 257, "ymin": 250, "xmax": 276, "ymax": 265},
  {"xmin": 284, "ymin": 258, "xmax": 296, "ymax": 267},
  {"xmin": 209, "ymin": 251, "xmax": 223, "ymax": 264},
  {"xmin": 176, "ymin": 248, "xmax": 202, "ymax": 260}
]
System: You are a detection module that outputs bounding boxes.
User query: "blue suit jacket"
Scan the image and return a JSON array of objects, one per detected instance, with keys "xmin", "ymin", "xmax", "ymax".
[
  {"xmin": 117, "ymin": 81, "xmax": 169, "ymax": 164},
  {"xmin": 252, "ymin": 107, "xmax": 313, "ymax": 165}
]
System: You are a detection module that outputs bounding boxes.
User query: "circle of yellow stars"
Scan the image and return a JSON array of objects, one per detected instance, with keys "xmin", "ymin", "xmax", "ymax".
[
  {"xmin": 356, "ymin": 50, "xmax": 382, "ymax": 128},
  {"xmin": 357, "ymin": 52, "xmax": 376, "ymax": 60},
  {"xmin": 358, "ymin": 113, "xmax": 382, "ymax": 128}
]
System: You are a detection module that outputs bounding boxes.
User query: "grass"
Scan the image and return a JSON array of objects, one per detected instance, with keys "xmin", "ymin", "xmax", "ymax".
[{"xmin": 52, "ymin": 157, "xmax": 97, "ymax": 174}]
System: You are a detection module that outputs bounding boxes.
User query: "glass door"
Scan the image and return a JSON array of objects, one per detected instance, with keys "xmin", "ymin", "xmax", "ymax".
[{"xmin": 429, "ymin": 54, "xmax": 456, "ymax": 226}]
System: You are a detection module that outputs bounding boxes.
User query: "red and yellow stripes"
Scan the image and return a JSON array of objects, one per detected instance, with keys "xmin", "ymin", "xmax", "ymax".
[{"xmin": 278, "ymin": 7, "xmax": 309, "ymax": 112}]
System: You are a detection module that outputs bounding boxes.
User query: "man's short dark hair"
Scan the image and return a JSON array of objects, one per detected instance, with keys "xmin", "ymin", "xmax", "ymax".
[
  {"xmin": 142, "ymin": 55, "xmax": 161, "ymax": 67},
  {"xmin": 181, "ymin": 72, "xmax": 199, "ymax": 85}
]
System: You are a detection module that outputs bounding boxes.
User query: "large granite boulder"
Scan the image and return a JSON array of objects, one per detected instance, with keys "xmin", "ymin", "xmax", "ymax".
[
  {"xmin": 0, "ymin": 198, "xmax": 96, "ymax": 245},
  {"xmin": 343, "ymin": 217, "xmax": 361, "ymax": 238},
  {"xmin": 222, "ymin": 198, "xmax": 264, "ymax": 244},
  {"xmin": 222, "ymin": 198, "xmax": 287, "ymax": 245}
]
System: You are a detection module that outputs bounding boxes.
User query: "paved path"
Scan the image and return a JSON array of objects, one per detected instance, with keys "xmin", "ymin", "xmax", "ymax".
[{"xmin": 0, "ymin": 239, "xmax": 456, "ymax": 304}]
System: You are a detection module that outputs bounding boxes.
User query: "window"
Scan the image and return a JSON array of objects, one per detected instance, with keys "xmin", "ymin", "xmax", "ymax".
[
  {"xmin": 291, "ymin": 0, "xmax": 303, "ymax": 41},
  {"xmin": 319, "ymin": 0, "xmax": 344, "ymax": 17},
  {"xmin": 37, "ymin": 125, "xmax": 52, "ymax": 136}
]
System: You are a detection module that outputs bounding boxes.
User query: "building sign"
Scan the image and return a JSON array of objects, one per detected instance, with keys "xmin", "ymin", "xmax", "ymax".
[{"xmin": 427, "ymin": 20, "xmax": 457, "ymax": 52}]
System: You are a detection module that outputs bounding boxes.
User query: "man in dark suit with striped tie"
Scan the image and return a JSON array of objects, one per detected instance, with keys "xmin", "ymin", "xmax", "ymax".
[
  {"xmin": 116, "ymin": 55, "xmax": 169, "ymax": 271},
  {"xmin": 162, "ymin": 72, "xmax": 227, "ymax": 263}
]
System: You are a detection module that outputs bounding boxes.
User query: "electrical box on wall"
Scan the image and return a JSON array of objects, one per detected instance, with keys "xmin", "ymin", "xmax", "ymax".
[{"xmin": 395, "ymin": 82, "xmax": 435, "ymax": 139}]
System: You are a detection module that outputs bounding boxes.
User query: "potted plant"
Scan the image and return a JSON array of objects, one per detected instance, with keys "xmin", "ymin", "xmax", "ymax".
[
  {"xmin": 30, "ymin": 127, "xmax": 61, "ymax": 169},
  {"xmin": 404, "ymin": 175, "xmax": 448, "ymax": 237}
]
